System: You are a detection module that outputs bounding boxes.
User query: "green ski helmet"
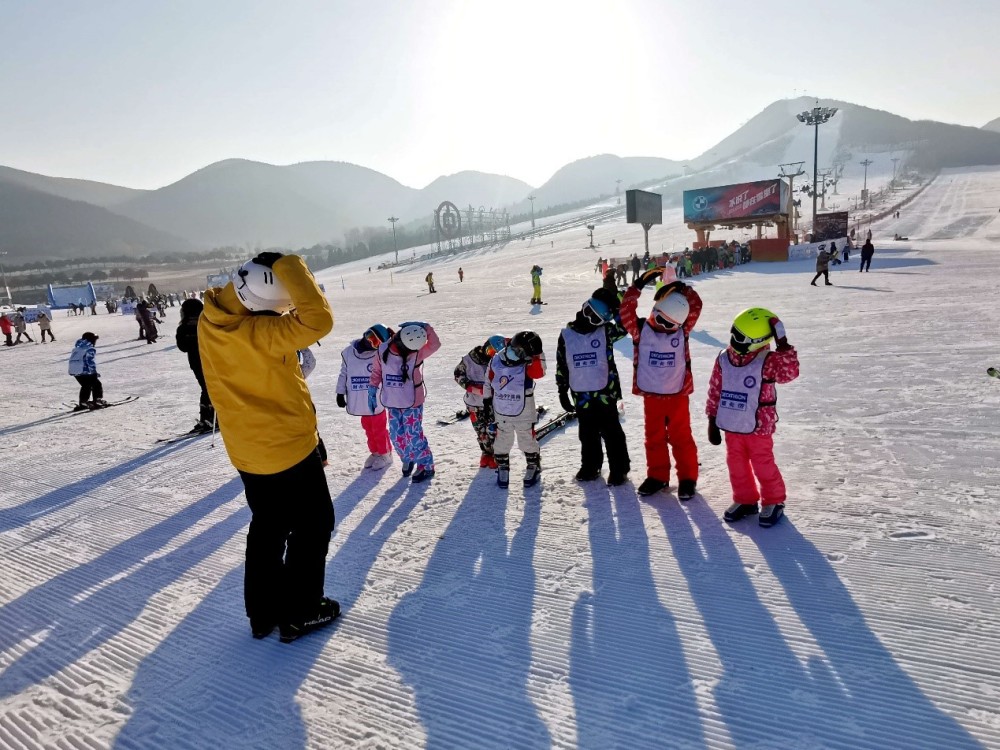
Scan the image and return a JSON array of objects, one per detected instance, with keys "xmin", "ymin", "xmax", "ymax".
[{"xmin": 730, "ymin": 307, "xmax": 777, "ymax": 354}]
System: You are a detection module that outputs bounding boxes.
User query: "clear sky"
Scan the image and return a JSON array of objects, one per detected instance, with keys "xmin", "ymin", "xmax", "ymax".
[{"xmin": 2, "ymin": 0, "xmax": 997, "ymax": 190}]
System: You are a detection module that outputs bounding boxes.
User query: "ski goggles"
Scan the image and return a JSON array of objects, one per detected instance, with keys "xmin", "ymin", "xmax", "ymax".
[
  {"xmin": 652, "ymin": 311, "xmax": 681, "ymax": 331},
  {"xmin": 582, "ymin": 298, "xmax": 613, "ymax": 326},
  {"xmin": 730, "ymin": 326, "xmax": 771, "ymax": 350}
]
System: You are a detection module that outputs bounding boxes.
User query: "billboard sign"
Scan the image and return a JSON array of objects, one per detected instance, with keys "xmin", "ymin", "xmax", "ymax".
[
  {"xmin": 813, "ymin": 211, "xmax": 849, "ymax": 242},
  {"xmin": 626, "ymin": 189, "xmax": 662, "ymax": 225},
  {"xmin": 683, "ymin": 179, "xmax": 786, "ymax": 224}
]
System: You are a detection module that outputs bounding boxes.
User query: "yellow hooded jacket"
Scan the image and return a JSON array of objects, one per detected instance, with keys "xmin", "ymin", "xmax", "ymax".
[{"xmin": 198, "ymin": 255, "xmax": 334, "ymax": 475}]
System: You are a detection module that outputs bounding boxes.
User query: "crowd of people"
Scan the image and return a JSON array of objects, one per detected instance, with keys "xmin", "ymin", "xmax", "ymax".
[{"xmin": 596, "ymin": 241, "xmax": 752, "ymax": 288}]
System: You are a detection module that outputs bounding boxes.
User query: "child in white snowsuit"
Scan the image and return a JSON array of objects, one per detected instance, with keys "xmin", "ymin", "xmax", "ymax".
[
  {"xmin": 484, "ymin": 331, "xmax": 546, "ymax": 488},
  {"xmin": 336, "ymin": 325, "xmax": 394, "ymax": 471}
]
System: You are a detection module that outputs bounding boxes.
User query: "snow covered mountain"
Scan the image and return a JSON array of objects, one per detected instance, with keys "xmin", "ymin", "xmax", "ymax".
[{"xmin": 983, "ymin": 116, "xmax": 1000, "ymax": 133}]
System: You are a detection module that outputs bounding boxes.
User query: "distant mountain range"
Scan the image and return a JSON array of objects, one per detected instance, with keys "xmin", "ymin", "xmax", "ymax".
[{"xmin": 4, "ymin": 97, "xmax": 1000, "ymax": 260}]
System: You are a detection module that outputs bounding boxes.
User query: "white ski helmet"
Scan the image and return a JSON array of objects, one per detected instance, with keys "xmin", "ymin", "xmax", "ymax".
[
  {"xmin": 650, "ymin": 290, "xmax": 690, "ymax": 331},
  {"xmin": 397, "ymin": 323, "xmax": 428, "ymax": 351},
  {"xmin": 297, "ymin": 348, "xmax": 317, "ymax": 379},
  {"xmin": 234, "ymin": 260, "xmax": 293, "ymax": 313}
]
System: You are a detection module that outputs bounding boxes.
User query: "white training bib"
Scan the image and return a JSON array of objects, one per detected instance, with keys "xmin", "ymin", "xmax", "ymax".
[
  {"xmin": 341, "ymin": 345, "xmax": 384, "ymax": 416},
  {"xmin": 489, "ymin": 354, "xmax": 528, "ymax": 417},
  {"xmin": 562, "ymin": 327, "xmax": 610, "ymax": 393},
  {"xmin": 636, "ymin": 324, "xmax": 687, "ymax": 395},
  {"xmin": 462, "ymin": 354, "xmax": 489, "ymax": 408},
  {"xmin": 715, "ymin": 350, "xmax": 768, "ymax": 434},
  {"xmin": 377, "ymin": 344, "xmax": 419, "ymax": 409}
]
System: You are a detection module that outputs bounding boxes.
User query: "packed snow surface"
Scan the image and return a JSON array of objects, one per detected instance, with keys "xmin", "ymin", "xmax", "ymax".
[{"xmin": 1, "ymin": 167, "xmax": 999, "ymax": 749}]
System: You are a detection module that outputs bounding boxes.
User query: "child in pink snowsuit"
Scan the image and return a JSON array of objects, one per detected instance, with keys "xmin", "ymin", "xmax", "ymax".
[
  {"xmin": 337, "ymin": 325, "xmax": 394, "ymax": 471},
  {"xmin": 706, "ymin": 310, "xmax": 799, "ymax": 527}
]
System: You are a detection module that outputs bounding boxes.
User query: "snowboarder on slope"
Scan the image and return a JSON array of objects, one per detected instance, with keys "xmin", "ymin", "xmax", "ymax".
[
  {"xmin": 336, "ymin": 324, "xmax": 394, "ymax": 471},
  {"xmin": 454, "ymin": 334, "xmax": 508, "ymax": 469},
  {"xmin": 556, "ymin": 288, "xmax": 631, "ymax": 486},
  {"xmin": 620, "ymin": 269, "xmax": 703, "ymax": 499},
  {"xmin": 530, "ymin": 265, "xmax": 543, "ymax": 305},
  {"xmin": 175, "ymin": 298, "xmax": 214, "ymax": 431},
  {"xmin": 68, "ymin": 332, "xmax": 107, "ymax": 410},
  {"xmin": 484, "ymin": 330, "xmax": 546, "ymax": 488},
  {"xmin": 199, "ymin": 252, "xmax": 339, "ymax": 643},
  {"xmin": 706, "ymin": 308, "xmax": 799, "ymax": 527},
  {"xmin": 369, "ymin": 321, "xmax": 441, "ymax": 482}
]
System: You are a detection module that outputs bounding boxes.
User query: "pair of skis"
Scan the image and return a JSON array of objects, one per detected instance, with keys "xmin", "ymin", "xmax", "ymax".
[
  {"xmin": 61, "ymin": 395, "xmax": 140, "ymax": 413},
  {"xmin": 155, "ymin": 424, "xmax": 214, "ymax": 444},
  {"xmin": 438, "ymin": 405, "xmax": 548, "ymax": 427}
]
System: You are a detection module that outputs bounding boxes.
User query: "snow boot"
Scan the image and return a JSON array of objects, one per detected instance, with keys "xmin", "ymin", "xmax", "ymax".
[
  {"xmin": 369, "ymin": 453, "xmax": 393, "ymax": 471},
  {"xmin": 250, "ymin": 617, "xmax": 277, "ymax": 639},
  {"xmin": 677, "ymin": 480, "xmax": 697, "ymax": 501},
  {"xmin": 401, "ymin": 460, "xmax": 414, "ymax": 477},
  {"xmin": 723, "ymin": 502, "xmax": 759, "ymax": 523},
  {"xmin": 363, "ymin": 452, "xmax": 378, "ymax": 469},
  {"xmin": 411, "ymin": 467, "xmax": 435, "ymax": 483},
  {"xmin": 523, "ymin": 453, "xmax": 541, "ymax": 487},
  {"xmin": 637, "ymin": 477, "xmax": 668, "ymax": 496},
  {"xmin": 759, "ymin": 503, "xmax": 785, "ymax": 528},
  {"xmin": 606, "ymin": 471, "xmax": 629, "ymax": 487},
  {"xmin": 279, "ymin": 598, "xmax": 341, "ymax": 644},
  {"xmin": 575, "ymin": 467, "xmax": 601, "ymax": 482},
  {"xmin": 496, "ymin": 454, "xmax": 510, "ymax": 488}
]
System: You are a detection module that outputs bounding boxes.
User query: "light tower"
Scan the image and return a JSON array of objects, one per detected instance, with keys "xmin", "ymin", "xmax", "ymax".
[
  {"xmin": 860, "ymin": 159, "xmax": 873, "ymax": 207},
  {"xmin": 891, "ymin": 157, "xmax": 900, "ymax": 189},
  {"xmin": 527, "ymin": 195, "xmax": 536, "ymax": 231},
  {"xmin": 387, "ymin": 216, "xmax": 399, "ymax": 264},
  {"xmin": 615, "ymin": 179, "xmax": 622, "ymax": 206},
  {"xmin": 796, "ymin": 102, "xmax": 838, "ymax": 237}
]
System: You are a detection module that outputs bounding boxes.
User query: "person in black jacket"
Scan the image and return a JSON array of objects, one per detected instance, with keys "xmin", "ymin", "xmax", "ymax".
[{"xmin": 176, "ymin": 298, "xmax": 214, "ymax": 431}]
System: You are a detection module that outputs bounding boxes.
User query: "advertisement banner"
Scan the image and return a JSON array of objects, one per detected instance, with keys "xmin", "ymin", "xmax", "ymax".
[
  {"xmin": 683, "ymin": 179, "xmax": 786, "ymax": 224},
  {"xmin": 812, "ymin": 211, "xmax": 849, "ymax": 243}
]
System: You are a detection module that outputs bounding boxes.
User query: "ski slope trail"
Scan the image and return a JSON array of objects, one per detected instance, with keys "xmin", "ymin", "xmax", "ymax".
[
  {"xmin": 880, "ymin": 166, "xmax": 1000, "ymax": 242},
  {"xmin": 1, "ymin": 169, "xmax": 1000, "ymax": 748}
]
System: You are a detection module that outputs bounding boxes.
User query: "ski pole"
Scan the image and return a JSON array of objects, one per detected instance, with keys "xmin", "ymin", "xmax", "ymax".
[{"xmin": 210, "ymin": 410, "xmax": 218, "ymax": 448}]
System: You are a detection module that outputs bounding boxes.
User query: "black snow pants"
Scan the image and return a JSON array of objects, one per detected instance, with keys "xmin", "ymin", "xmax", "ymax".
[
  {"xmin": 238, "ymin": 448, "xmax": 335, "ymax": 625},
  {"xmin": 75, "ymin": 374, "xmax": 103, "ymax": 403},
  {"xmin": 575, "ymin": 399, "xmax": 630, "ymax": 475}
]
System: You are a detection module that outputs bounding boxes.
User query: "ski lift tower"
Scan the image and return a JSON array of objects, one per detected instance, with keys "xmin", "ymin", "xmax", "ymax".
[{"xmin": 778, "ymin": 162, "xmax": 805, "ymax": 231}]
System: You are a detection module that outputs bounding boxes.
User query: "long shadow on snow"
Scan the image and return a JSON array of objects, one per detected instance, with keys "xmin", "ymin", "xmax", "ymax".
[
  {"xmin": 570, "ymin": 484, "xmax": 705, "ymax": 749},
  {"xmin": 0, "ymin": 477, "xmax": 246, "ymax": 699},
  {"xmin": 387, "ymin": 472, "xmax": 550, "ymax": 749},
  {"xmin": 743, "ymin": 521, "xmax": 982, "ymax": 749},
  {"xmin": 0, "ymin": 441, "xmax": 191, "ymax": 532},
  {"xmin": 113, "ymin": 471, "xmax": 425, "ymax": 749}
]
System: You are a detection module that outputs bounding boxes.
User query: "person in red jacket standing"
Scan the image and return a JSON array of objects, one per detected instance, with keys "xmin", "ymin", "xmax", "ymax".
[
  {"xmin": 620, "ymin": 268, "xmax": 703, "ymax": 499},
  {"xmin": 705, "ymin": 308, "xmax": 800, "ymax": 527}
]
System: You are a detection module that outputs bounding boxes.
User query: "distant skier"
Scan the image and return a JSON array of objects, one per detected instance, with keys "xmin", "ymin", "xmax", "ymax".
[
  {"xmin": 454, "ymin": 334, "xmax": 507, "ymax": 469},
  {"xmin": 556, "ymin": 288, "xmax": 630, "ymax": 486},
  {"xmin": 484, "ymin": 330, "xmax": 546, "ymax": 488},
  {"xmin": 458, "ymin": 267, "xmax": 464, "ymax": 283},
  {"xmin": 12, "ymin": 309, "xmax": 33, "ymax": 344},
  {"xmin": 199, "ymin": 252, "xmax": 339, "ymax": 642},
  {"xmin": 630, "ymin": 254, "xmax": 641, "ymax": 283},
  {"xmin": 138, "ymin": 301, "xmax": 159, "ymax": 343},
  {"xmin": 336, "ymin": 324, "xmax": 394, "ymax": 471},
  {"xmin": 860, "ymin": 239, "xmax": 875, "ymax": 272},
  {"xmin": 425, "ymin": 272, "xmax": 436, "ymax": 294},
  {"xmin": 37, "ymin": 312, "xmax": 55, "ymax": 342},
  {"xmin": 175, "ymin": 298, "xmax": 214, "ymax": 431},
  {"xmin": 1, "ymin": 314, "xmax": 13, "ymax": 346},
  {"xmin": 530, "ymin": 265, "xmax": 543, "ymax": 304},
  {"xmin": 706, "ymin": 308, "xmax": 800, "ymax": 527},
  {"xmin": 621, "ymin": 270, "xmax": 703, "ymax": 499},
  {"xmin": 369, "ymin": 322, "xmax": 441, "ymax": 483},
  {"xmin": 810, "ymin": 246, "xmax": 834, "ymax": 286},
  {"xmin": 68, "ymin": 332, "xmax": 107, "ymax": 410}
]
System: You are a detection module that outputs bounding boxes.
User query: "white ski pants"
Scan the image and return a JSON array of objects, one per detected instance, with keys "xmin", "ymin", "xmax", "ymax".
[{"xmin": 494, "ymin": 416, "xmax": 539, "ymax": 455}]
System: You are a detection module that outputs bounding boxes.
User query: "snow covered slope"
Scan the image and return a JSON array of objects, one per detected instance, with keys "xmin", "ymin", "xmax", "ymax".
[{"xmin": 1, "ymin": 168, "xmax": 999, "ymax": 749}]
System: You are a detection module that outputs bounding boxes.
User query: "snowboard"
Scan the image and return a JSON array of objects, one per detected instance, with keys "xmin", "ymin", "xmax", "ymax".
[
  {"xmin": 63, "ymin": 395, "xmax": 140, "ymax": 413},
  {"xmin": 529, "ymin": 301, "xmax": 548, "ymax": 305},
  {"xmin": 535, "ymin": 410, "xmax": 578, "ymax": 441}
]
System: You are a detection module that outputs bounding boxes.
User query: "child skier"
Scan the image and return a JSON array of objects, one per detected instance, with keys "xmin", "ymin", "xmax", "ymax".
[
  {"xmin": 369, "ymin": 321, "xmax": 441, "ymax": 482},
  {"xmin": 556, "ymin": 288, "xmax": 630, "ymax": 486},
  {"xmin": 706, "ymin": 308, "xmax": 799, "ymax": 527},
  {"xmin": 454, "ymin": 334, "xmax": 508, "ymax": 468},
  {"xmin": 484, "ymin": 330, "xmax": 546, "ymax": 488},
  {"xmin": 620, "ymin": 269, "xmax": 703, "ymax": 499},
  {"xmin": 336, "ymin": 324, "xmax": 394, "ymax": 471},
  {"xmin": 68, "ymin": 332, "xmax": 107, "ymax": 410},
  {"xmin": 530, "ymin": 265, "xmax": 543, "ymax": 304},
  {"xmin": 199, "ymin": 251, "xmax": 339, "ymax": 642}
]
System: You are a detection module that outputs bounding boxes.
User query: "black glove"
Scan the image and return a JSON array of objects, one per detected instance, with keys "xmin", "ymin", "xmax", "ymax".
[
  {"xmin": 708, "ymin": 417, "xmax": 722, "ymax": 446},
  {"xmin": 559, "ymin": 390, "xmax": 576, "ymax": 413},
  {"xmin": 253, "ymin": 251, "xmax": 284, "ymax": 268},
  {"xmin": 633, "ymin": 268, "xmax": 662, "ymax": 290},
  {"xmin": 336, "ymin": 393, "xmax": 347, "ymax": 408}
]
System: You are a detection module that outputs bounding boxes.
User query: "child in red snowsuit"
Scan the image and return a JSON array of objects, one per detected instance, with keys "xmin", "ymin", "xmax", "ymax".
[
  {"xmin": 706, "ymin": 311, "xmax": 799, "ymax": 527},
  {"xmin": 620, "ymin": 270, "xmax": 703, "ymax": 499}
]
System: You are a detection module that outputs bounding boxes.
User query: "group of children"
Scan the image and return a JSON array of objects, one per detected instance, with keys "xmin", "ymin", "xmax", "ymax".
[{"xmin": 334, "ymin": 265, "xmax": 799, "ymax": 528}]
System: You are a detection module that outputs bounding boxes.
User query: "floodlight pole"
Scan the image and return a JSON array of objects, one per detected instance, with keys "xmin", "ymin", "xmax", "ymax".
[
  {"xmin": 527, "ymin": 195, "xmax": 536, "ymax": 231},
  {"xmin": 388, "ymin": 216, "xmax": 399, "ymax": 264},
  {"xmin": 860, "ymin": 159, "xmax": 873, "ymax": 208},
  {"xmin": 891, "ymin": 157, "xmax": 900, "ymax": 188},
  {"xmin": 615, "ymin": 179, "xmax": 622, "ymax": 206},
  {"xmin": 796, "ymin": 103, "xmax": 838, "ymax": 239}
]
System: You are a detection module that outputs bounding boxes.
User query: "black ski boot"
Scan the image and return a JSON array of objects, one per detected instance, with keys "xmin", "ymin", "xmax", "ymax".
[
  {"xmin": 575, "ymin": 467, "xmax": 601, "ymax": 482},
  {"xmin": 758, "ymin": 503, "xmax": 785, "ymax": 528},
  {"xmin": 523, "ymin": 453, "xmax": 541, "ymax": 488},
  {"xmin": 637, "ymin": 477, "xmax": 668, "ymax": 496},
  {"xmin": 606, "ymin": 471, "xmax": 629, "ymax": 487},
  {"xmin": 279, "ymin": 597, "xmax": 341, "ymax": 643},
  {"xmin": 677, "ymin": 479, "xmax": 697, "ymax": 501},
  {"xmin": 496, "ymin": 454, "xmax": 510, "ymax": 488},
  {"xmin": 723, "ymin": 502, "xmax": 759, "ymax": 523}
]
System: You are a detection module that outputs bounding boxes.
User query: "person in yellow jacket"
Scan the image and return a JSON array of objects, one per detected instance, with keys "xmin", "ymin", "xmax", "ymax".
[{"xmin": 199, "ymin": 251, "xmax": 339, "ymax": 643}]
